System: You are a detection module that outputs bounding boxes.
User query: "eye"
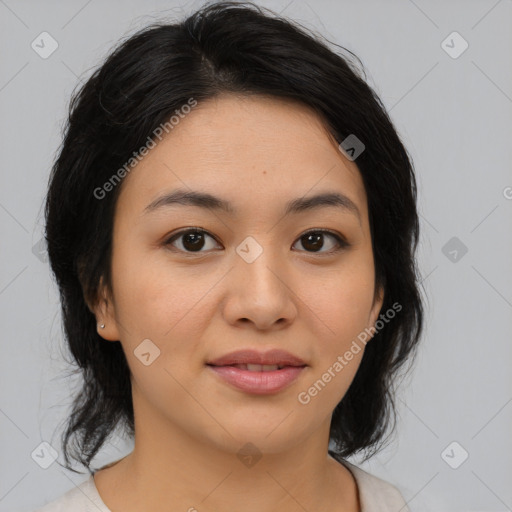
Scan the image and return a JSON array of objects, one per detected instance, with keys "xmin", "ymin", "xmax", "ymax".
[
  {"xmin": 164, "ymin": 228, "xmax": 349, "ymax": 255},
  {"xmin": 292, "ymin": 229, "xmax": 348, "ymax": 254},
  {"xmin": 165, "ymin": 228, "xmax": 220, "ymax": 253}
]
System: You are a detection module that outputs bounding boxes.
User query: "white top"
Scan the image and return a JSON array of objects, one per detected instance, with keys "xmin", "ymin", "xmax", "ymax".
[{"xmin": 33, "ymin": 459, "xmax": 410, "ymax": 512}]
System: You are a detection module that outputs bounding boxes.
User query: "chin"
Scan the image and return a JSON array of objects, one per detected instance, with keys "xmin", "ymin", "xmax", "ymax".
[{"xmin": 206, "ymin": 414, "xmax": 312, "ymax": 455}]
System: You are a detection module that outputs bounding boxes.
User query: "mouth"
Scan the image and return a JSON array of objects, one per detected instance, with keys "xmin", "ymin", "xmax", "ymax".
[
  {"xmin": 205, "ymin": 349, "xmax": 307, "ymax": 395},
  {"xmin": 211, "ymin": 363, "xmax": 295, "ymax": 371}
]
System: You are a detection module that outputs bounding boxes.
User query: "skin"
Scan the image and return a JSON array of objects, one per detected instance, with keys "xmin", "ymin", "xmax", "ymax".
[{"xmin": 91, "ymin": 93, "xmax": 384, "ymax": 512}]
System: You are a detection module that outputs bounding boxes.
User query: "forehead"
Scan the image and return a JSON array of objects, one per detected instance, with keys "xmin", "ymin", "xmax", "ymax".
[{"xmin": 115, "ymin": 94, "xmax": 368, "ymax": 223}]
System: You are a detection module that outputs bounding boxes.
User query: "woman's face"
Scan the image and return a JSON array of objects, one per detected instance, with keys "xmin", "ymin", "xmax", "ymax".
[{"xmin": 96, "ymin": 94, "xmax": 384, "ymax": 455}]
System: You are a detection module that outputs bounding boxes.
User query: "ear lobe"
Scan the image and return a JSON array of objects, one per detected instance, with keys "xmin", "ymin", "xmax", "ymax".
[{"xmin": 92, "ymin": 276, "xmax": 121, "ymax": 342}]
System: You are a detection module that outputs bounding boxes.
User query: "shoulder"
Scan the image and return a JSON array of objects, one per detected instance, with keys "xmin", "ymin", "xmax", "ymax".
[
  {"xmin": 32, "ymin": 476, "xmax": 110, "ymax": 512},
  {"xmin": 341, "ymin": 460, "xmax": 410, "ymax": 512}
]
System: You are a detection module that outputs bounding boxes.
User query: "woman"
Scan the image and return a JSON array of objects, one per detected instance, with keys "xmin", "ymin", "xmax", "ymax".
[{"xmin": 35, "ymin": 1, "xmax": 424, "ymax": 510}]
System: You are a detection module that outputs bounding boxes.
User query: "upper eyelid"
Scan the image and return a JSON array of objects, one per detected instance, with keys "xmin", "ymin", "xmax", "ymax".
[{"xmin": 167, "ymin": 227, "xmax": 343, "ymax": 239}]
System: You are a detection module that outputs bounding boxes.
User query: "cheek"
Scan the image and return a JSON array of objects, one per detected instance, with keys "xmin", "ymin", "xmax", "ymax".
[
  {"xmin": 299, "ymin": 270, "xmax": 373, "ymax": 406},
  {"xmin": 111, "ymin": 257, "xmax": 215, "ymax": 381},
  {"xmin": 308, "ymin": 265, "xmax": 376, "ymax": 349},
  {"xmin": 111, "ymin": 246, "xmax": 201, "ymax": 333},
  {"xmin": 296, "ymin": 337, "xmax": 365, "ymax": 422}
]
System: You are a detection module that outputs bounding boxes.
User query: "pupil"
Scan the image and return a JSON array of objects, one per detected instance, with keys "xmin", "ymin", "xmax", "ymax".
[
  {"xmin": 303, "ymin": 233, "xmax": 322, "ymax": 252},
  {"xmin": 184, "ymin": 232, "xmax": 204, "ymax": 251}
]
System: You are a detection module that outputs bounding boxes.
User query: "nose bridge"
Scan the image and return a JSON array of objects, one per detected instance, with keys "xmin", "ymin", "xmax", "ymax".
[
  {"xmin": 234, "ymin": 234, "xmax": 284, "ymax": 291},
  {"xmin": 220, "ymin": 230, "xmax": 299, "ymax": 330}
]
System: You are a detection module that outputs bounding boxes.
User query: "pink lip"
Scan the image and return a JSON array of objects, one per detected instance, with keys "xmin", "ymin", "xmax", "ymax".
[
  {"xmin": 207, "ymin": 349, "xmax": 306, "ymax": 367},
  {"xmin": 207, "ymin": 365, "xmax": 306, "ymax": 395},
  {"xmin": 206, "ymin": 349, "xmax": 307, "ymax": 395}
]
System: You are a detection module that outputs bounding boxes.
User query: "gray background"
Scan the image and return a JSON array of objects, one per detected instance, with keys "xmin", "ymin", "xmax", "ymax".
[{"xmin": 1, "ymin": 0, "xmax": 511, "ymax": 511}]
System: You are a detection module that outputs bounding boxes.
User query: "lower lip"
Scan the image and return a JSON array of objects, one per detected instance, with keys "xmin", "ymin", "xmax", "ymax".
[{"xmin": 207, "ymin": 365, "xmax": 306, "ymax": 395}]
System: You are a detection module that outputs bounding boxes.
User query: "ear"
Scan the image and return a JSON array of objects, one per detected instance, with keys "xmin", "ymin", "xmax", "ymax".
[
  {"xmin": 90, "ymin": 276, "xmax": 121, "ymax": 342},
  {"xmin": 367, "ymin": 283, "xmax": 385, "ymax": 340}
]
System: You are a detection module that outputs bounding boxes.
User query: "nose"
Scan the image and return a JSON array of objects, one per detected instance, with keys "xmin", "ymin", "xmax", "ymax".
[{"xmin": 221, "ymin": 239, "xmax": 298, "ymax": 331}]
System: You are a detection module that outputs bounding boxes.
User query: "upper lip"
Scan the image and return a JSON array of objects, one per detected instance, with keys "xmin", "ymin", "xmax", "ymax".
[{"xmin": 207, "ymin": 349, "xmax": 307, "ymax": 367}]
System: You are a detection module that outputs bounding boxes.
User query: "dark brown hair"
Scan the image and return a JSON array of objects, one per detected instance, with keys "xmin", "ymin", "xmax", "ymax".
[{"xmin": 44, "ymin": 0, "xmax": 424, "ymax": 474}]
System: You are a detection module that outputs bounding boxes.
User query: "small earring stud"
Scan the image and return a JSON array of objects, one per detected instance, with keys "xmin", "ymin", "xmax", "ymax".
[{"xmin": 100, "ymin": 324, "xmax": 105, "ymax": 329}]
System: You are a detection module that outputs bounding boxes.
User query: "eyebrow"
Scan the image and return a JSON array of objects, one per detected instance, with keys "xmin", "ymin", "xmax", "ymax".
[{"xmin": 143, "ymin": 188, "xmax": 361, "ymax": 222}]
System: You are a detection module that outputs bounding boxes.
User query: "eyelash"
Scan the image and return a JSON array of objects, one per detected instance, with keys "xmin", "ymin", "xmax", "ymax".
[{"xmin": 164, "ymin": 227, "xmax": 349, "ymax": 256}]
